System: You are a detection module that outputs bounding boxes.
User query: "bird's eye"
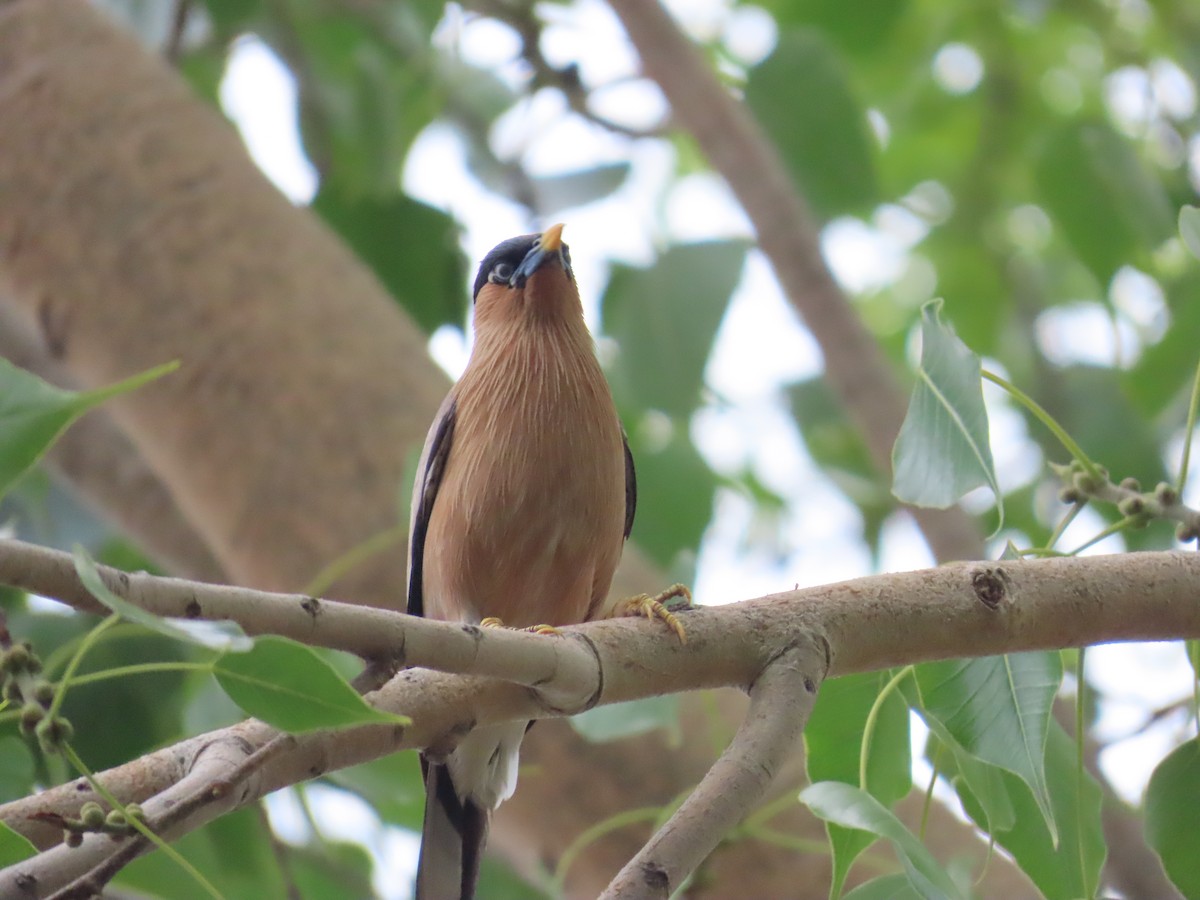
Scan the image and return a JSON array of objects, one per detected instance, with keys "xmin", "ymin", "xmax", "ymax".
[{"xmin": 488, "ymin": 262, "xmax": 514, "ymax": 285}]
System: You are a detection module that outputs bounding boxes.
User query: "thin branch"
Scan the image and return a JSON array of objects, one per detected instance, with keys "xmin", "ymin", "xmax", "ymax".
[
  {"xmin": 163, "ymin": 0, "xmax": 191, "ymax": 64},
  {"xmin": 603, "ymin": 0, "xmax": 983, "ymax": 564},
  {"xmin": 50, "ymin": 735, "xmax": 296, "ymax": 899},
  {"xmin": 601, "ymin": 641, "xmax": 823, "ymax": 899},
  {"xmin": 0, "ymin": 538, "xmax": 600, "ymax": 711},
  {"xmin": 468, "ymin": 0, "xmax": 668, "ymax": 139}
]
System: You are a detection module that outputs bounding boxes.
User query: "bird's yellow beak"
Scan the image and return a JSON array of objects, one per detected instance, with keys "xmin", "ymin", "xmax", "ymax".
[
  {"xmin": 510, "ymin": 224, "xmax": 567, "ymax": 289},
  {"xmin": 539, "ymin": 223, "xmax": 564, "ymax": 253}
]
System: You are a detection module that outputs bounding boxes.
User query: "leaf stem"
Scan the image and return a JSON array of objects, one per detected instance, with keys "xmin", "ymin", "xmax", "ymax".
[
  {"xmin": 1075, "ymin": 648, "xmax": 1095, "ymax": 900},
  {"xmin": 982, "ymin": 370, "xmax": 1102, "ymax": 480},
  {"xmin": 47, "ymin": 614, "xmax": 120, "ymax": 722},
  {"xmin": 1044, "ymin": 501, "xmax": 1086, "ymax": 553},
  {"xmin": 1068, "ymin": 517, "xmax": 1138, "ymax": 556},
  {"xmin": 1176, "ymin": 360, "xmax": 1200, "ymax": 495},
  {"xmin": 61, "ymin": 742, "xmax": 225, "ymax": 900},
  {"xmin": 860, "ymin": 667, "xmax": 913, "ymax": 791},
  {"xmin": 57, "ymin": 661, "xmax": 211, "ymax": 690}
]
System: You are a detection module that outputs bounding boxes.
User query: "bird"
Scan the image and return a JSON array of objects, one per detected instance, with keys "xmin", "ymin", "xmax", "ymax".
[{"xmin": 406, "ymin": 224, "xmax": 687, "ymax": 900}]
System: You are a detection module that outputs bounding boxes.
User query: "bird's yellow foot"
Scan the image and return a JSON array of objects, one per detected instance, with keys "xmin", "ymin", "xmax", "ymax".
[
  {"xmin": 480, "ymin": 617, "xmax": 562, "ymax": 636},
  {"xmin": 614, "ymin": 583, "xmax": 691, "ymax": 644}
]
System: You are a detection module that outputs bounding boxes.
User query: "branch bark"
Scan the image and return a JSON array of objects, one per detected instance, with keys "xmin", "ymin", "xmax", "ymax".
[{"xmin": 4, "ymin": 547, "xmax": 1200, "ymax": 894}]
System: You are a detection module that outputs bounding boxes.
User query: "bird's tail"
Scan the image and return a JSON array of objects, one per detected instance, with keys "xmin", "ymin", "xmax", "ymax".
[{"xmin": 415, "ymin": 758, "xmax": 489, "ymax": 900}]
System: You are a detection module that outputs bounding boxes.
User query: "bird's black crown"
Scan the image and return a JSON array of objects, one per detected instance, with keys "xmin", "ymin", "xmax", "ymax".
[{"xmin": 472, "ymin": 233, "xmax": 573, "ymax": 300}]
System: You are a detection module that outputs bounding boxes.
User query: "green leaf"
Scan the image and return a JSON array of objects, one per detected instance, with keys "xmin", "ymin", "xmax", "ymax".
[
  {"xmin": 0, "ymin": 820, "xmax": 37, "ymax": 868},
  {"xmin": 624, "ymin": 419, "xmax": 716, "ymax": 569},
  {"xmin": 953, "ymin": 723, "xmax": 1104, "ymax": 900},
  {"xmin": 892, "ymin": 300, "xmax": 999, "ymax": 523},
  {"xmin": 117, "ymin": 806, "xmax": 284, "ymax": 899},
  {"xmin": 287, "ymin": 839, "xmax": 376, "ymax": 900},
  {"xmin": 801, "ymin": 781, "xmax": 965, "ymax": 899},
  {"xmin": 1180, "ymin": 206, "xmax": 1200, "ymax": 261},
  {"xmin": 1146, "ymin": 738, "xmax": 1200, "ymax": 898},
  {"xmin": 914, "ymin": 652, "xmax": 1062, "ymax": 843},
  {"xmin": 73, "ymin": 546, "xmax": 252, "ymax": 652},
  {"xmin": 282, "ymin": 12, "xmax": 444, "ymax": 193},
  {"xmin": 213, "ymin": 636, "xmax": 408, "ymax": 733},
  {"xmin": 746, "ymin": 29, "xmax": 879, "ymax": 220},
  {"xmin": 530, "ymin": 164, "xmax": 631, "ymax": 214},
  {"xmin": 0, "ymin": 736, "xmax": 34, "ymax": 804},
  {"xmin": 571, "ymin": 696, "xmax": 679, "ymax": 743},
  {"xmin": 841, "ymin": 874, "xmax": 923, "ymax": 900},
  {"xmin": 325, "ymin": 750, "xmax": 426, "ymax": 830},
  {"xmin": 804, "ymin": 672, "xmax": 912, "ymax": 897},
  {"xmin": 1035, "ymin": 120, "xmax": 1174, "ymax": 284},
  {"xmin": 197, "ymin": 0, "xmax": 263, "ymax": 39},
  {"xmin": 921, "ymin": 725, "xmax": 1016, "ymax": 836},
  {"xmin": 0, "ymin": 358, "xmax": 178, "ymax": 502},
  {"xmin": 1126, "ymin": 272, "xmax": 1200, "ymax": 417},
  {"xmin": 312, "ymin": 189, "xmax": 465, "ymax": 334},
  {"xmin": 759, "ymin": 0, "xmax": 909, "ymax": 55},
  {"xmin": 603, "ymin": 241, "xmax": 747, "ymax": 418}
]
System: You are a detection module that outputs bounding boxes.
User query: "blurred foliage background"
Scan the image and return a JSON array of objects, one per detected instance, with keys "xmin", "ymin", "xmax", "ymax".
[{"xmin": 3, "ymin": 0, "xmax": 1200, "ymax": 897}]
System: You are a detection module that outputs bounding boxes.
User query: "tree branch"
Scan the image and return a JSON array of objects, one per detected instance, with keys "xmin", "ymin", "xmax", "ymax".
[
  {"xmin": 602, "ymin": 642, "xmax": 821, "ymax": 899},
  {"xmin": 4, "ymin": 549, "xmax": 1200, "ymax": 892}
]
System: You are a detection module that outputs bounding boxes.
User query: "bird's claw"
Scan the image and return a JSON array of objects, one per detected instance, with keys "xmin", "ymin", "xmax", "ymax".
[
  {"xmin": 616, "ymin": 583, "xmax": 691, "ymax": 644},
  {"xmin": 480, "ymin": 617, "xmax": 561, "ymax": 636}
]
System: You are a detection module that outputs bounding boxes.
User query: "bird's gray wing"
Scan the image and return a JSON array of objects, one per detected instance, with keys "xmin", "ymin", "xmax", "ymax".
[
  {"xmin": 407, "ymin": 393, "xmax": 457, "ymax": 619},
  {"xmin": 623, "ymin": 432, "xmax": 636, "ymax": 540}
]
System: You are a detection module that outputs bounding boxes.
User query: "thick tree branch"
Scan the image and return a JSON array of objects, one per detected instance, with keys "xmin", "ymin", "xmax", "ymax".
[
  {"xmin": 0, "ymin": 538, "xmax": 603, "ymax": 710},
  {"xmin": 604, "ymin": 0, "xmax": 982, "ymax": 564},
  {"xmin": 602, "ymin": 643, "xmax": 821, "ymax": 899},
  {"xmin": 4, "ymin": 549, "xmax": 1200, "ymax": 892}
]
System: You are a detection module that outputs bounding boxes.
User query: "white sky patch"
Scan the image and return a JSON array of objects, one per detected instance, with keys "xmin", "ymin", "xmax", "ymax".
[
  {"xmin": 665, "ymin": 172, "xmax": 754, "ymax": 241},
  {"xmin": 1056, "ymin": 505, "xmax": 1128, "ymax": 555},
  {"xmin": 589, "ymin": 78, "xmax": 670, "ymax": 132},
  {"xmin": 1110, "ymin": 266, "xmax": 1168, "ymax": 342},
  {"xmin": 932, "ymin": 43, "xmax": 984, "ymax": 95},
  {"xmin": 220, "ymin": 38, "xmax": 317, "ymax": 204},
  {"xmin": 705, "ymin": 252, "xmax": 822, "ymax": 402},
  {"xmin": 722, "ymin": 4, "xmax": 778, "ymax": 66},
  {"xmin": 877, "ymin": 511, "xmax": 937, "ymax": 573},
  {"xmin": 1035, "ymin": 301, "xmax": 1144, "ymax": 369},
  {"xmin": 1088, "ymin": 641, "xmax": 1195, "ymax": 802},
  {"xmin": 455, "ymin": 15, "xmax": 523, "ymax": 74},
  {"xmin": 1106, "ymin": 65, "xmax": 1156, "ymax": 134},
  {"xmin": 540, "ymin": 0, "xmax": 641, "ymax": 85},
  {"xmin": 822, "ymin": 217, "xmax": 910, "ymax": 294},
  {"xmin": 1150, "ymin": 57, "xmax": 1198, "ymax": 120}
]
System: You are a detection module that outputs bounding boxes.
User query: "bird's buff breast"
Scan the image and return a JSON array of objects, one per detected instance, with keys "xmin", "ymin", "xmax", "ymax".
[{"xmin": 422, "ymin": 347, "xmax": 626, "ymax": 627}]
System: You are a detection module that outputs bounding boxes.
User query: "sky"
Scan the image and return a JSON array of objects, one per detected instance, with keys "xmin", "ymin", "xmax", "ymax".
[{"xmin": 208, "ymin": 1, "xmax": 1199, "ymax": 894}]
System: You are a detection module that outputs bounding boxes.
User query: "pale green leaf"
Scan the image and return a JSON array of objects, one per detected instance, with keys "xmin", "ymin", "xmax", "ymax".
[
  {"xmin": 1146, "ymin": 738, "xmax": 1200, "ymax": 898},
  {"xmin": 213, "ymin": 636, "xmax": 408, "ymax": 733},
  {"xmin": 914, "ymin": 652, "xmax": 1061, "ymax": 843},
  {"xmin": 892, "ymin": 300, "xmax": 999, "ymax": 528},
  {"xmin": 0, "ymin": 359, "xmax": 179, "ymax": 501},
  {"xmin": 73, "ymin": 546, "xmax": 252, "ymax": 652},
  {"xmin": 1180, "ymin": 206, "xmax": 1200, "ymax": 261},
  {"xmin": 801, "ymin": 782, "xmax": 965, "ymax": 899}
]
